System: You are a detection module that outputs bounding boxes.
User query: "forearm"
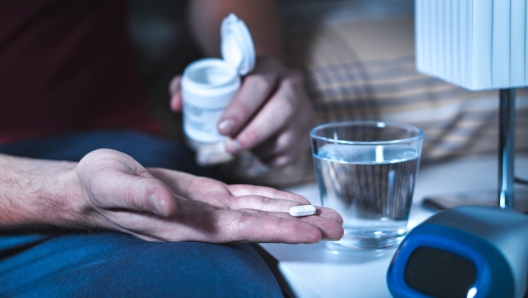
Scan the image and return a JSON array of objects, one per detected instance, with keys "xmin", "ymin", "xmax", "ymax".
[
  {"xmin": 0, "ymin": 154, "xmax": 85, "ymax": 230},
  {"xmin": 187, "ymin": 0, "xmax": 284, "ymax": 60}
]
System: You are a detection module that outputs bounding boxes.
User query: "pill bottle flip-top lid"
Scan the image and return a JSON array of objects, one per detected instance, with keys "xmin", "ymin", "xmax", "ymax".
[{"xmin": 221, "ymin": 13, "xmax": 256, "ymax": 75}]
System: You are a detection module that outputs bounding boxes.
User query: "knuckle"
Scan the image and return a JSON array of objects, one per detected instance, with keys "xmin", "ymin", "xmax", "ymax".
[
  {"xmin": 272, "ymin": 155, "xmax": 291, "ymax": 167},
  {"xmin": 276, "ymin": 132, "xmax": 293, "ymax": 152},
  {"xmin": 306, "ymin": 230, "xmax": 322, "ymax": 243}
]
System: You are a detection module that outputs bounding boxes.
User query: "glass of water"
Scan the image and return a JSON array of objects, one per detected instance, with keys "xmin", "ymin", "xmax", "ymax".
[{"xmin": 311, "ymin": 121, "xmax": 423, "ymax": 249}]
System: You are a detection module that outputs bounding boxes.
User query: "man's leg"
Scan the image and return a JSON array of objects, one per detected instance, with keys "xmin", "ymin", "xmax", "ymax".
[
  {"xmin": 0, "ymin": 131, "xmax": 283, "ymax": 297},
  {"xmin": 0, "ymin": 232, "xmax": 281, "ymax": 297}
]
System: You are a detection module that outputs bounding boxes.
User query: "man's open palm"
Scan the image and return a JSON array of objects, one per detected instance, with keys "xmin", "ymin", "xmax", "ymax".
[{"xmin": 75, "ymin": 149, "xmax": 344, "ymax": 243}]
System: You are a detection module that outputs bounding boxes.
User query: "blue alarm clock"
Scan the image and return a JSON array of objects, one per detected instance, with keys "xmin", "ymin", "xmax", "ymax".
[{"xmin": 387, "ymin": 205, "xmax": 528, "ymax": 298}]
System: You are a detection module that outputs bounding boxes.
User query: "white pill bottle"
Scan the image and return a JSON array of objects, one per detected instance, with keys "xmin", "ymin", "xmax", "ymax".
[{"xmin": 181, "ymin": 13, "xmax": 256, "ymax": 144}]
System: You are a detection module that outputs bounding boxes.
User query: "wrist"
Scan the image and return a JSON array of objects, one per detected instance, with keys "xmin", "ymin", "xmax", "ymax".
[
  {"xmin": 0, "ymin": 155, "xmax": 93, "ymax": 230},
  {"xmin": 30, "ymin": 160, "xmax": 90, "ymax": 229},
  {"xmin": 58, "ymin": 162, "xmax": 97, "ymax": 229}
]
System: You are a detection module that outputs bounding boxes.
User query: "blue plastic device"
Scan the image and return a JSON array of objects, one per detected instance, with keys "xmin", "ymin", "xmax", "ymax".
[{"xmin": 387, "ymin": 205, "xmax": 528, "ymax": 298}]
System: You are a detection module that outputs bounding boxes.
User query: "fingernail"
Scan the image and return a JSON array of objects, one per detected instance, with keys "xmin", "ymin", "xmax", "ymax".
[
  {"xmin": 218, "ymin": 119, "xmax": 235, "ymax": 135},
  {"xmin": 148, "ymin": 194, "xmax": 164, "ymax": 216},
  {"xmin": 225, "ymin": 139, "xmax": 242, "ymax": 154}
]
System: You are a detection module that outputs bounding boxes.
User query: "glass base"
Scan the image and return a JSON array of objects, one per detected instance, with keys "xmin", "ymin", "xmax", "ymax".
[{"xmin": 327, "ymin": 228, "xmax": 406, "ymax": 250}]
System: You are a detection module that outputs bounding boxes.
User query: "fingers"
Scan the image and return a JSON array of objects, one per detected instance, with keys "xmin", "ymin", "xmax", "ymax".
[
  {"xmin": 225, "ymin": 195, "xmax": 303, "ymax": 213},
  {"xmin": 100, "ymin": 201, "xmax": 344, "ymax": 244},
  {"xmin": 240, "ymin": 209, "xmax": 344, "ymax": 241},
  {"xmin": 314, "ymin": 207, "xmax": 344, "ymax": 225},
  {"xmin": 215, "ymin": 210, "xmax": 324, "ymax": 243},
  {"xmin": 228, "ymin": 184, "xmax": 310, "ymax": 204},
  {"xmin": 252, "ymin": 113, "xmax": 312, "ymax": 167},
  {"xmin": 217, "ymin": 56, "xmax": 281, "ymax": 137},
  {"xmin": 253, "ymin": 87, "xmax": 314, "ymax": 166},
  {"xmin": 102, "ymin": 203, "xmax": 326, "ymax": 244},
  {"xmin": 236, "ymin": 204, "xmax": 343, "ymax": 226},
  {"xmin": 224, "ymin": 69, "xmax": 307, "ymax": 155},
  {"xmin": 169, "ymin": 75, "xmax": 182, "ymax": 111},
  {"xmin": 223, "ymin": 185, "xmax": 344, "ymax": 233},
  {"xmin": 147, "ymin": 167, "xmax": 196, "ymax": 195},
  {"xmin": 115, "ymin": 208, "xmax": 316, "ymax": 244},
  {"xmin": 224, "ymin": 186, "xmax": 343, "ymax": 229},
  {"xmin": 251, "ymin": 127, "xmax": 298, "ymax": 160}
]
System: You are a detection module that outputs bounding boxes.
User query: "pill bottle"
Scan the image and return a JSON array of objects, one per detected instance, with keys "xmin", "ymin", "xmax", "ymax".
[{"xmin": 181, "ymin": 13, "xmax": 256, "ymax": 144}]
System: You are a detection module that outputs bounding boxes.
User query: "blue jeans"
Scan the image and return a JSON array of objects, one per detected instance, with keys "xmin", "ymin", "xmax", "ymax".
[{"xmin": 0, "ymin": 131, "xmax": 282, "ymax": 298}]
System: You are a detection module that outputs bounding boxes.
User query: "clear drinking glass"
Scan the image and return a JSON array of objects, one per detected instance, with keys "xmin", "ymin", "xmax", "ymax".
[{"xmin": 310, "ymin": 121, "xmax": 424, "ymax": 249}]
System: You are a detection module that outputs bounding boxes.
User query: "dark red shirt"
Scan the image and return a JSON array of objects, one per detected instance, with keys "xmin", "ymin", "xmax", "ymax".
[{"xmin": 0, "ymin": 0, "xmax": 161, "ymax": 144}]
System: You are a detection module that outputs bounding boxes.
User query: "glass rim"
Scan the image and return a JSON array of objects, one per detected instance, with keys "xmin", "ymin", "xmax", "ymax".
[{"xmin": 310, "ymin": 121, "xmax": 424, "ymax": 145}]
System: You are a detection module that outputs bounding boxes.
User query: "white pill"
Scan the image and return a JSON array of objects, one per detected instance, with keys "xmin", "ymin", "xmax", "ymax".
[{"xmin": 289, "ymin": 205, "xmax": 317, "ymax": 217}]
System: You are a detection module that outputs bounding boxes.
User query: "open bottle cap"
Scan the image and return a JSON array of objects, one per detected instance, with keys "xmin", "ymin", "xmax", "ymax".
[{"xmin": 220, "ymin": 13, "xmax": 256, "ymax": 76}]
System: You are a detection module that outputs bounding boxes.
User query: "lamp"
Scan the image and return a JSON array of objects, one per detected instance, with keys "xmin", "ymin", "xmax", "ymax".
[{"xmin": 415, "ymin": 0, "xmax": 526, "ymax": 209}]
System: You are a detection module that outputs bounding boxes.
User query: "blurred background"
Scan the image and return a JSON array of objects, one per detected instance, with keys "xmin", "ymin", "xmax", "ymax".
[{"xmin": 127, "ymin": 0, "xmax": 528, "ymax": 187}]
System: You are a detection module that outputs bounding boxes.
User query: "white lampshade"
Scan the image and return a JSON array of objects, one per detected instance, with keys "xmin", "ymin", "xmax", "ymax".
[{"xmin": 416, "ymin": 0, "xmax": 528, "ymax": 91}]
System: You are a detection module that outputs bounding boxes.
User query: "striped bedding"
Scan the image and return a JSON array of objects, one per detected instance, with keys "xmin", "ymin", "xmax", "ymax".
[{"xmin": 214, "ymin": 1, "xmax": 528, "ymax": 187}]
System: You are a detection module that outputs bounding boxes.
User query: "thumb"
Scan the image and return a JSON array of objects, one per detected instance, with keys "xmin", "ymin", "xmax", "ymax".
[
  {"xmin": 169, "ymin": 75, "xmax": 183, "ymax": 111},
  {"xmin": 92, "ymin": 170, "xmax": 178, "ymax": 218}
]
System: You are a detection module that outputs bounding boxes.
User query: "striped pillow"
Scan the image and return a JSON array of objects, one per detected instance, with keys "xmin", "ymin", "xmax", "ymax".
[{"xmin": 214, "ymin": 7, "xmax": 528, "ymax": 187}]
